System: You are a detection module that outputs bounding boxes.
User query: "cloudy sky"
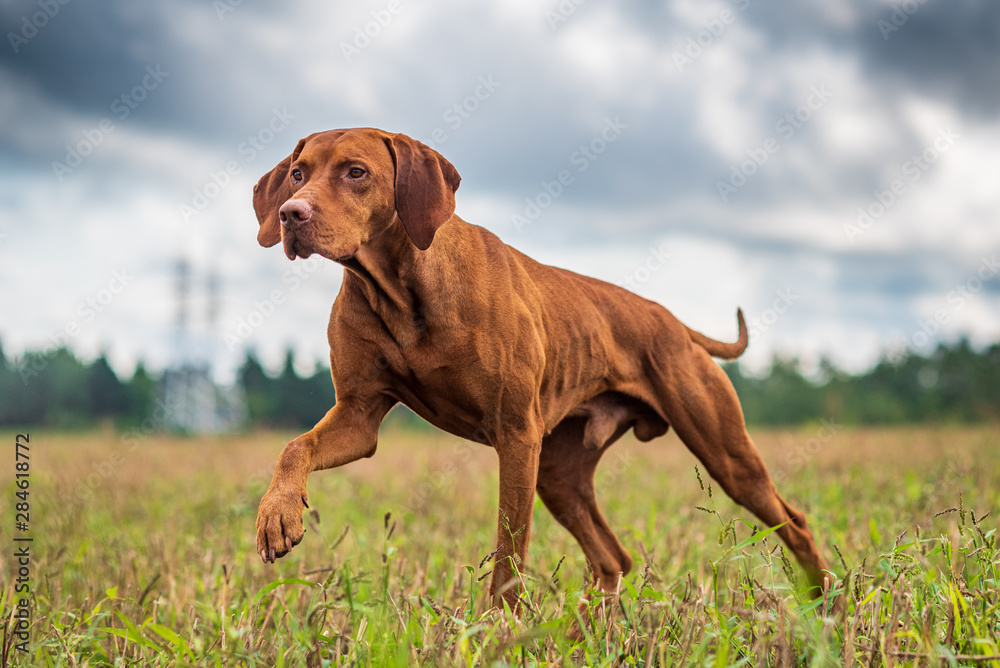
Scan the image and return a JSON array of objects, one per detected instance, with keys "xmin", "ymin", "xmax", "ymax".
[{"xmin": 1, "ymin": 0, "xmax": 998, "ymax": 382}]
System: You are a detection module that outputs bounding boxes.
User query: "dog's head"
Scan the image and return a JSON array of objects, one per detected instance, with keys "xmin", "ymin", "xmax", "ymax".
[{"xmin": 253, "ymin": 128, "xmax": 461, "ymax": 261}]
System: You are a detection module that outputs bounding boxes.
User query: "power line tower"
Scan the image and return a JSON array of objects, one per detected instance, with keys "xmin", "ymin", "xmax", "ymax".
[{"xmin": 162, "ymin": 257, "xmax": 246, "ymax": 433}]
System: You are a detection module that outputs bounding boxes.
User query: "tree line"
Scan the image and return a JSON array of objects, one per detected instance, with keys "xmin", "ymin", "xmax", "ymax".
[{"xmin": 1, "ymin": 338, "xmax": 998, "ymax": 430}]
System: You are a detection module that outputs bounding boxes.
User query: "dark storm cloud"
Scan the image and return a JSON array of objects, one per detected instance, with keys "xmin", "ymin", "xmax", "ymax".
[
  {"xmin": 731, "ymin": 0, "xmax": 1000, "ymax": 115},
  {"xmin": 0, "ymin": 0, "xmax": 986, "ymax": 266},
  {"xmin": 2, "ymin": 0, "xmax": 160, "ymax": 112},
  {"xmin": 0, "ymin": 0, "xmax": 714, "ymax": 208},
  {"xmin": 0, "ymin": 0, "xmax": 327, "ymax": 162},
  {"xmin": 592, "ymin": 0, "xmax": 1000, "ymax": 209},
  {"xmin": 7, "ymin": 0, "xmax": 989, "ymax": 214},
  {"xmin": 861, "ymin": 1, "xmax": 1000, "ymax": 117},
  {"xmin": 0, "ymin": 0, "xmax": 995, "ymax": 375},
  {"xmin": 2, "ymin": 1, "xmax": 198, "ymax": 131}
]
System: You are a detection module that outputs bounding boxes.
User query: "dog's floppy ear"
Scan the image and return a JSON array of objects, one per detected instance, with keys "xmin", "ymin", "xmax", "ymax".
[
  {"xmin": 253, "ymin": 138, "xmax": 308, "ymax": 247},
  {"xmin": 385, "ymin": 133, "xmax": 461, "ymax": 250}
]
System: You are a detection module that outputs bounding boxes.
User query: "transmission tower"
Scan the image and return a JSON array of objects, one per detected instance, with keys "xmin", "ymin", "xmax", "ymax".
[{"xmin": 162, "ymin": 257, "xmax": 246, "ymax": 433}]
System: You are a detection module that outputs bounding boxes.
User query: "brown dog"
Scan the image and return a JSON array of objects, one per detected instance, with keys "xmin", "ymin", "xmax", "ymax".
[{"xmin": 252, "ymin": 128, "xmax": 833, "ymax": 607}]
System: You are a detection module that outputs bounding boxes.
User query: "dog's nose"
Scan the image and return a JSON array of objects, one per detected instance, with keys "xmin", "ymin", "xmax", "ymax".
[{"xmin": 279, "ymin": 199, "xmax": 312, "ymax": 226}]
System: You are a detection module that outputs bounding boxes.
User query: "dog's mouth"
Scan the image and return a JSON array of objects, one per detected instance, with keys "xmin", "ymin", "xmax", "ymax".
[
  {"xmin": 282, "ymin": 229, "xmax": 312, "ymax": 261},
  {"xmin": 281, "ymin": 228, "xmax": 357, "ymax": 263}
]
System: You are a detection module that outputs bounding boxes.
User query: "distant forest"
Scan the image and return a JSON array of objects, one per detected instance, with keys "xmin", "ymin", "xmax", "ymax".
[{"xmin": 1, "ymin": 338, "xmax": 998, "ymax": 430}]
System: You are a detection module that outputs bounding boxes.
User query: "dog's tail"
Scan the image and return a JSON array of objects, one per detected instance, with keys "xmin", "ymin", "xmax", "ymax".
[{"xmin": 685, "ymin": 309, "xmax": 748, "ymax": 359}]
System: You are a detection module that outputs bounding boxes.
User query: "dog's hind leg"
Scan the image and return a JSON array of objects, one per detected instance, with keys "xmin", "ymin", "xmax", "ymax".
[
  {"xmin": 536, "ymin": 417, "xmax": 633, "ymax": 592},
  {"xmin": 652, "ymin": 344, "xmax": 833, "ymax": 595}
]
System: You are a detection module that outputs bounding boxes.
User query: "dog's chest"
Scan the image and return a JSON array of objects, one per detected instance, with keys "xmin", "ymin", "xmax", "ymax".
[{"xmin": 380, "ymin": 323, "xmax": 543, "ymax": 440}]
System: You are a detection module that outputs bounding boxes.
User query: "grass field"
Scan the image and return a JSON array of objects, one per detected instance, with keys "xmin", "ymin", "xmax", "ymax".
[{"xmin": 1, "ymin": 421, "xmax": 999, "ymax": 666}]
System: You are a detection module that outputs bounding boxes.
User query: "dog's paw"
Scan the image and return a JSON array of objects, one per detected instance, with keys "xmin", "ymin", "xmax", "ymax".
[{"xmin": 255, "ymin": 488, "xmax": 308, "ymax": 563}]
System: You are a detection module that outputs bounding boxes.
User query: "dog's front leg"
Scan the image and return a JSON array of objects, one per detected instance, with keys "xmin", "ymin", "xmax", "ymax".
[
  {"xmin": 490, "ymin": 439, "xmax": 543, "ymax": 612},
  {"xmin": 256, "ymin": 394, "xmax": 395, "ymax": 563}
]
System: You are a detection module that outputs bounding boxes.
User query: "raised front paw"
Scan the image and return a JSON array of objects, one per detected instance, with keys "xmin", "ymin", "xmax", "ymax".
[{"xmin": 255, "ymin": 489, "xmax": 309, "ymax": 563}]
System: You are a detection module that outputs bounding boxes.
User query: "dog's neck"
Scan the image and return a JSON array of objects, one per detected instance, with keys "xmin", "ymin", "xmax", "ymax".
[{"xmin": 340, "ymin": 214, "xmax": 432, "ymax": 336}]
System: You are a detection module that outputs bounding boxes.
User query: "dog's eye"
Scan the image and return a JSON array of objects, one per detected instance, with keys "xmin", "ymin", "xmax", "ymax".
[
  {"xmin": 348, "ymin": 167, "xmax": 366, "ymax": 179},
  {"xmin": 291, "ymin": 169, "xmax": 303, "ymax": 183}
]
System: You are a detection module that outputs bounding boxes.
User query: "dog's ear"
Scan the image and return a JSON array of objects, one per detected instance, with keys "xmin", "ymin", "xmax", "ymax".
[
  {"xmin": 253, "ymin": 138, "xmax": 308, "ymax": 247},
  {"xmin": 385, "ymin": 133, "xmax": 461, "ymax": 250}
]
